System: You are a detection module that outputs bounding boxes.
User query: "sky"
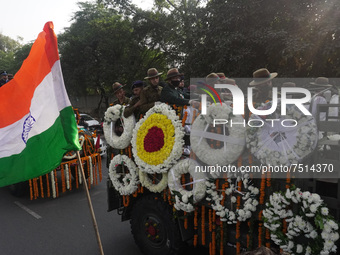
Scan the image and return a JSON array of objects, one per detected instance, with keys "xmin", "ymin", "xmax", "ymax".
[{"xmin": 0, "ymin": 0, "xmax": 153, "ymax": 44}]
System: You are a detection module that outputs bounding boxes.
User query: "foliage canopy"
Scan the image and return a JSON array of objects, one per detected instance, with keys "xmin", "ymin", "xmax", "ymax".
[{"xmin": 1, "ymin": 0, "xmax": 340, "ymax": 97}]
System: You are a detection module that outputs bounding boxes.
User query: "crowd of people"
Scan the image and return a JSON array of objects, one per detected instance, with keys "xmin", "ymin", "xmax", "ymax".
[
  {"xmin": 110, "ymin": 67, "xmax": 203, "ymax": 120},
  {"xmin": 108, "ymin": 67, "xmax": 339, "ymax": 160}
]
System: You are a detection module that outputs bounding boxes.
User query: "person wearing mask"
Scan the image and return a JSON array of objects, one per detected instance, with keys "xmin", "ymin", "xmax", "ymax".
[{"xmin": 160, "ymin": 68, "xmax": 200, "ymax": 107}]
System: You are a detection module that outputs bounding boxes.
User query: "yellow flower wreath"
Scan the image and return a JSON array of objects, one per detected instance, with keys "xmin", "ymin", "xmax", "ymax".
[{"xmin": 136, "ymin": 113, "xmax": 175, "ymax": 165}]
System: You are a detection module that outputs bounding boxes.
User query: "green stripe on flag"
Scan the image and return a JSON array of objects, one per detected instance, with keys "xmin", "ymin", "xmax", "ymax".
[{"xmin": 0, "ymin": 106, "xmax": 80, "ymax": 187}]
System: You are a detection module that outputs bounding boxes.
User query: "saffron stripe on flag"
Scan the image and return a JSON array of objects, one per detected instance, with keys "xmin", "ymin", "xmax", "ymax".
[{"xmin": 0, "ymin": 22, "xmax": 60, "ymax": 128}]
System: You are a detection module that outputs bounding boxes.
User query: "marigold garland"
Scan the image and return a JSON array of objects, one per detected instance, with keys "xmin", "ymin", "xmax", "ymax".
[
  {"xmin": 182, "ymin": 111, "xmax": 188, "ymax": 127},
  {"xmin": 60, "ymin": 165, "xmax": 66, "ymax": 193},
  {"xmin": 168, "ymin": 188, "xmax": 172, "ymax": 205},
  {"xmin": 33, "ymin": 178, "xmax": 38, "ymax": 198},
  {"xmin": 258, "ymin": 211, "xmax": 263, "ymax": 247},
  {"xmin": 194, "ymin": 209, "xmax": 198, "ymax": 247},
  {"xmin": 265, "ymin": 228, "xmax": 271, "ymax": 248},
  {"xmin": 163, "ymin": 189, "xmax": 167, "ymax": 202},
  {"xmin": 128, "ymin": 145, "xmax": 132, "ymax": 158},
  {"xmin": 46, "ymin": 173, "xmax": 50, "ymax": 198},
  {"xmin": 29, "ymin": 154, "xmax": 102, "ymax": 200},
  {"xmin": 29, "ymin": 179, "xmax": 33, "ymax": 200},
  {"xmin": 282, "ymin": 219, "xmax": 287, "ymax": 234},
  {"xmin": 259, "ymin": 173, "xmax": 266, "ymax": 205},
  {"xmin": 75, "ymin": 164, "xmax": 79, "ymax": 189},
  {"xmin": 266, "ymin": 171, "xmax": 271, "ymax": 188},
  {"xmin": 123, "ymin": 195, "xmax": 130, "ymax": 207},
  {"xmin": 39, "ymin": 175, "xmax": 44, "ymax": 198}
]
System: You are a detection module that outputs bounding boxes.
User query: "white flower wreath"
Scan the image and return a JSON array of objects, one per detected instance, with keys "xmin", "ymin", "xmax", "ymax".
[
  {"xmin": 103, "ymin": 105, "xmax": 135, "ymax": 149},
  {"xmin": 263, "ymin": 187, "xmax": 339, "ymax": 255},
  {"xmin": 108, "ymin": 154, "xmax": 139, "ymax": 196},
  {"xmin": 246, "ymin": 101, "xmax": 318, "ymax": 166},
  {"xmin": 168, "ymin": 159, "xmax": 207, "ymax": 212},
  {"xmin": 190, "ymin": 103, "xmax": 246, "ymax": 167},
  {"xmin": 205, "ymin": 172, "xmax": 259, "ymax": 224},
  {"xmin": 139, "ymin": 170, "xmax": 168, "ymax": 193},
  {"xmin": 131, "ymin": 103, "xmax": 184, "ymax": 173}
]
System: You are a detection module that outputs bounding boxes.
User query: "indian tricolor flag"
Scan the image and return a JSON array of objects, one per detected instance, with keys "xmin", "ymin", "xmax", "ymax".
[{"xmin": 0, "ymin": 22, "xmax": 81, "ymax": 187}]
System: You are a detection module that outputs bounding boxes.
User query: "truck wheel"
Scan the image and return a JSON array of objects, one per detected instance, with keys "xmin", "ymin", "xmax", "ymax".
[{"xmin": 131, "ymin": 195, "xmax": 184, "ymax": 255}]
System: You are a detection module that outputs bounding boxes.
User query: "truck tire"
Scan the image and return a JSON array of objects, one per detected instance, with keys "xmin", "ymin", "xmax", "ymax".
[{"xmin": 131, "ymin": 195, "xmax": 184, "ymax": 255}]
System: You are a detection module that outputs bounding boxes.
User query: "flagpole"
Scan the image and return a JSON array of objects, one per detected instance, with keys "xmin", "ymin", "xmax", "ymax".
[{"xmin": 76, "ymin": 151, "xmax": 104, "ymax": 255}]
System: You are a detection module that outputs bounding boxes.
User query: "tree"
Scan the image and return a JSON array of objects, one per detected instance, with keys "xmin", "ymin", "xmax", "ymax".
[
  {"xmin": 0, "ymin": 33, "xmax": 22, "ymax": 74},
  {"xmin": 107, "ymin": 0, "xmax": 209, "ymax": 81},
  {"xmin": 113, "ymin": 0, "xmax": 340, "ymax": 79},
  {"xmin": 59, "ymin": 0, "xmax": 340, "ymax": 100},
  {"xmin": 58, "ymin": 1, "xmax": 167, "ymax": 101}
]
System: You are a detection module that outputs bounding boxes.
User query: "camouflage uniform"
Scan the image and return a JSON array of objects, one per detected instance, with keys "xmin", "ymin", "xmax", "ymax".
[
  {"xmin": 138, "ymin": 85, "xmax": 163, "ymax": 114},
  {"xmin": 123, "ymin": 96, "xmax": 142, "ymax": 119},
  {"xmin": 111, "ymin": 97, "xmax": 130, "ymax": 106}
]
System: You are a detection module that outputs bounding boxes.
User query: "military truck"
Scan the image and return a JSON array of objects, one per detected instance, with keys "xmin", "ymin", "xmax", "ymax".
[{"xmin": 105, "ymin": 99, "xmax": 340, "ymax": 255}]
